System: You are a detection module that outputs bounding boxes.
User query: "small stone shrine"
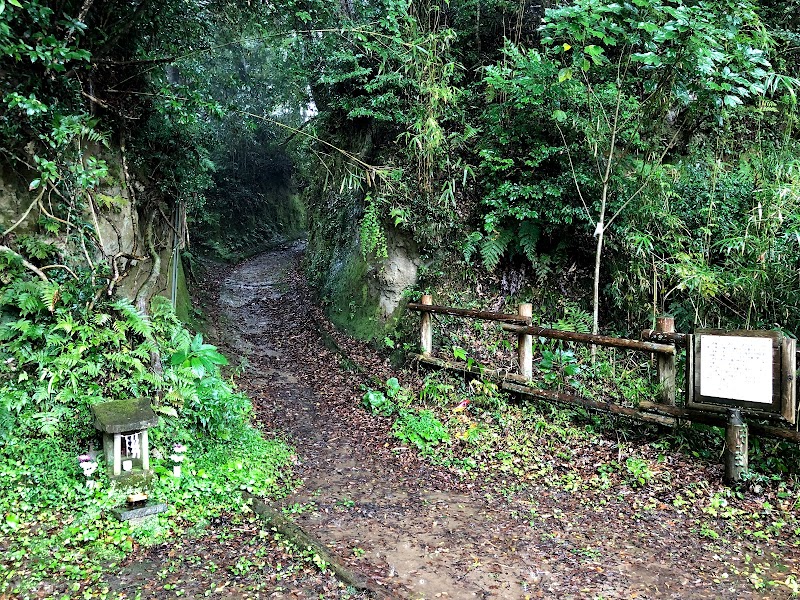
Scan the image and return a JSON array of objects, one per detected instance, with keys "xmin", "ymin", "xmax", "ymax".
[{"xmin": 91, "ymin": 398, "xmax": 158, "ymax": 479}]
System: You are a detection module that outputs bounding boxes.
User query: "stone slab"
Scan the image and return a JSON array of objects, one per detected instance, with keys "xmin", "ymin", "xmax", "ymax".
[
  {"xmin": 91, "ymin": 398, "xmax": 158, "ymax": 433},
  {"xmin": 113, "ymin": 502, "xmax": 168, "ymax": 522}
]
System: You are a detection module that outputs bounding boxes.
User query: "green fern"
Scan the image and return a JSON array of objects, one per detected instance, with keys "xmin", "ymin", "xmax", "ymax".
[
  {"xmin": 110, "ymin": 299, "xmax": 153, "ymax": 338},
  {"xmin": 480, "ymin": 228, "xmax": 513, "ymax": 271},
  {"xmin": 518, "ymin": 220, "xmax": 541, "ymax": 263},
  {"xmin": 462, "ymin": 231, "xmax": 483, "ymax": 263},
  {"xmin": 39, "ymin": 283, "xmax": 60, "ymax": 313},
  {"xmin": 359, "ymin": 194, "xmax": 388, "ymax": 260}
]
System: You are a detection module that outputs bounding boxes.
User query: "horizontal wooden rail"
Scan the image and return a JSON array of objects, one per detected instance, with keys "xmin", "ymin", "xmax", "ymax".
[
  {"xmin": 641, "ymin": 329, "xmax": 688, "ymax": 346},
  {"xmin": 412, "ymin": 353, "xmax": 527, "ymax": 383},
  {"xmin": 413, "ymin": 354, "xmax": 675, "ymax": 427},
  {"xmin": 639, "ymin": 401, "xmax": 800, "ymax": 443},
  {"xmin": 503, "ymin": 323, "xmax": 675, "ymax": 355},
  {"xmin": 414, "ymin": 354, "xmax": 800, "ymax": 443},
  {"xmin": 407, "ymin": 302, "xmax": 531, "ymax": 324},
  {"xmin": 501, "ymin": 381, "xmax": 677, "ymax": 428}
]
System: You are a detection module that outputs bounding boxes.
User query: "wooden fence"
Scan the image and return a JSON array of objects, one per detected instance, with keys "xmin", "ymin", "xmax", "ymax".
[{"xmin": 407, "ymin": 296, "xmax": 800, "ymax": 445}]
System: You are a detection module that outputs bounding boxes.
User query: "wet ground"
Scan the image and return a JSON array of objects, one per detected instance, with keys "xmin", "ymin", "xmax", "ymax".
[{"xmin": 202, "ymin": 244, "xmax": 795, "ymax": 600}]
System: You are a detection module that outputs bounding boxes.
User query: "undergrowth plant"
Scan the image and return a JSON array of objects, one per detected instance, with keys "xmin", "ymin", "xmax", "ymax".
[
  {"xmin": 392, "ymin": 409, "xmax": 449, "ymax": 455},
  {"xmin": 0, "ymin": 273, "xmax": 297, "ymax": 596}
]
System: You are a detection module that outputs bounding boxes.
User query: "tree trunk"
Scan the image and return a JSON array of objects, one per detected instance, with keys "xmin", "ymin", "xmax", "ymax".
[{"xmin": 593, "ymin": 223, "xmax": 604, "ymax": 336}]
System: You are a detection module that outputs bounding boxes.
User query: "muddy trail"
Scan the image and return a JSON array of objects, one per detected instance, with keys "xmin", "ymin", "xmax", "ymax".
[{"xmin": 196, "ymin": 244, "xmax": 791, "ymax": 600}]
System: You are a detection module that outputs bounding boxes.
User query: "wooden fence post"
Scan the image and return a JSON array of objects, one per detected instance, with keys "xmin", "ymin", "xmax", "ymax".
[
  {"xmin": 656, "ymin": 315, "xmax": 676, "ymax": 405},
  {"xmin": 518, "ymin": 303, "xmax": 532, "ymax": 380},
  {"xmin": 420, "ymin": 294, "xmax": 433, "ymax": 356},
  {"xmin": 724, "ymin": 409, "xmax": 748, "ymax": 483}
]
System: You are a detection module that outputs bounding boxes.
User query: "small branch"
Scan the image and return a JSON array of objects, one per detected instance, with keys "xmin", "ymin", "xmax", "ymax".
[
  {"xmin": 65, "ymin": 0, "xmax": 94, "ymax": 45},
  {"xmin": 37, "ymin": 198, "xmax": 72, "ymax": 228},
  {"xmin": 80, "ymin": 90, "xmax": 111, "ymax": 110},
  {"xmin": 606, "ymin": 126, "xmax": 682, "ymax": 229},
  {"xmin": 279, "ymin": 116, "xmax": 316, "ymax": 147},
  {"xmin": 2, "ymin": 189, "xmax": 44, "ymax": 237},
  {"xmin": 0, "ymin": 245, "xmax": 49, "ymax": 282},
  {"xmin": 40, "ymin": 264, "xmax": 79, "ymax": 280},
  {"xmin": 555, "ymin": 123, "xmax": 593, "ymax": 224}
]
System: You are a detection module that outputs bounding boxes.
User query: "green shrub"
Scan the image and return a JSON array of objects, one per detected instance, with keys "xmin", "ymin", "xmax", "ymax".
[{"xmin": 392, "ymin": 409, "xmax": 450, "ymax": 454}]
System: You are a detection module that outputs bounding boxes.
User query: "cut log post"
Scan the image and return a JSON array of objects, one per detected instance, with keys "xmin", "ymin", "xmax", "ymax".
[
  {"xmin": 420, "ymin": 294, "xmax": 433, "ymax": 356},
  {"xmin": 655, "ymin": 315, "xmax": 676, "ymax": 406},
  {"xmin": 724, "ymin": 409, "xmax": 748, "ymax": 484},
  {"xmin": 518, "ymin": 303, "xmax": 533, "ymax": 380}
]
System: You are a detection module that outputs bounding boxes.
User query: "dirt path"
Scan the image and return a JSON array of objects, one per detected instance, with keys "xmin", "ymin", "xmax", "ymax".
[{"xmin": 208, "ymin": 245, "xmax": 790, "ymax": 600}]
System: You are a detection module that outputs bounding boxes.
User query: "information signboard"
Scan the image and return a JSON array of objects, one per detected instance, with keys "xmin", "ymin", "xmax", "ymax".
[{"xmin": 688, "ymin": 330, "xmax": 796, "ymax": 425}]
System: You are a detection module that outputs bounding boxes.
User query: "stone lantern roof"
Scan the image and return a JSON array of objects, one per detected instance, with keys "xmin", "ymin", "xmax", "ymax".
[{"xmin": 91, "ymin": 398, "xmax": 158, "ymax": 434}]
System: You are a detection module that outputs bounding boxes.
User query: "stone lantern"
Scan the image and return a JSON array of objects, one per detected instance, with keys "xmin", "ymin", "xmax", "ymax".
[{"xmin": 91, "ymin": 398, "xmax": 158, "ymax": 478}]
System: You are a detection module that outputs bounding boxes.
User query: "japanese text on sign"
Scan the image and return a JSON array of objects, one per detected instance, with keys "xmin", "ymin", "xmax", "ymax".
[{"xmin": 700, "ymin": 336, "xmax": 773, "ymax": 404}]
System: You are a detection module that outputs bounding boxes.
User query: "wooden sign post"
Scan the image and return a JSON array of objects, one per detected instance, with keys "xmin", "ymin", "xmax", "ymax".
[
  {"xmin": 724, "ymin": 409, "xmax": 748, "ymax": 483},
  {"xmin": 688, "ymin": 329, "xmax": 797, "ymax": 483},
  {"xmin": 688, "ymin": 330, "xmax": 796, "ymax": 425}
]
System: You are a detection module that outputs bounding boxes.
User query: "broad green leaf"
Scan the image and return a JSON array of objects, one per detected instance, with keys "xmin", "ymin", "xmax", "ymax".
[{"xmin": 723, "ymin": 94, "xmax": 743, "ymax": 107}]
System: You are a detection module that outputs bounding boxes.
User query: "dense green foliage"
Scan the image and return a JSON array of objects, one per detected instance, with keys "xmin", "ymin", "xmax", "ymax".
[
  {"xmin": 270, "ymin": 0, "xmax": 800, "ymax": 335},
  {"xmin": 0, "ymin": 277, "xmax": 297, "ymax": 596}
]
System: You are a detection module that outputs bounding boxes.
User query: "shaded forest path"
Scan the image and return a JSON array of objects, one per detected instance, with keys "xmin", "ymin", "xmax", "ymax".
[{"xmin": 205, "ymin": 244, "xmax": 783, "ymax": 600}]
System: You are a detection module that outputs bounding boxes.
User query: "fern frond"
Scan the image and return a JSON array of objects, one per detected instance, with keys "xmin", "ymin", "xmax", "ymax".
[
  {"xmin": 110, "ymin": 299, "xmax": 153, "ymax": 338},
  {"xmin": 518, "ymin": 220, "xmax": 541, "ymax": 263},
  {"xmin": 480, "ymin": 229, "xmax": 513, "ymax": 271},
  {"xmin": 39, "ymin": 283, "xmax": 60, "ymax": 313},
  {"xmin": 93, "ymin": 313, "xmax": 112, "ymax": 326},
  {"xmin": 462, "ymin": 231, "xmax": 483, "ymax": 263}
]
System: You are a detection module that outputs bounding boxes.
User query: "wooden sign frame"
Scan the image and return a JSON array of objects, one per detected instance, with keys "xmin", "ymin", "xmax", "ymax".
[{"xmin": 687, "ymin": 330, "xmax": 796, "ymax": 425}]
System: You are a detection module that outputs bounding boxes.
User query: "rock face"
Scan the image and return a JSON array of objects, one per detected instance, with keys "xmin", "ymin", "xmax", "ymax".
[
  {"xmin": 0, "ymin": 149, "xmax": 185, "ymax": 314},
  {"xmin": 372, "ymin": 228, "xmax": 420, "ymax": 319},
  {"xmin": 306, "ymin": 186, "xmax": 421, "ymax": 339},
  {"xmin": 0, "ymin": 165, "xmax": 31, "ymax": 236}
]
